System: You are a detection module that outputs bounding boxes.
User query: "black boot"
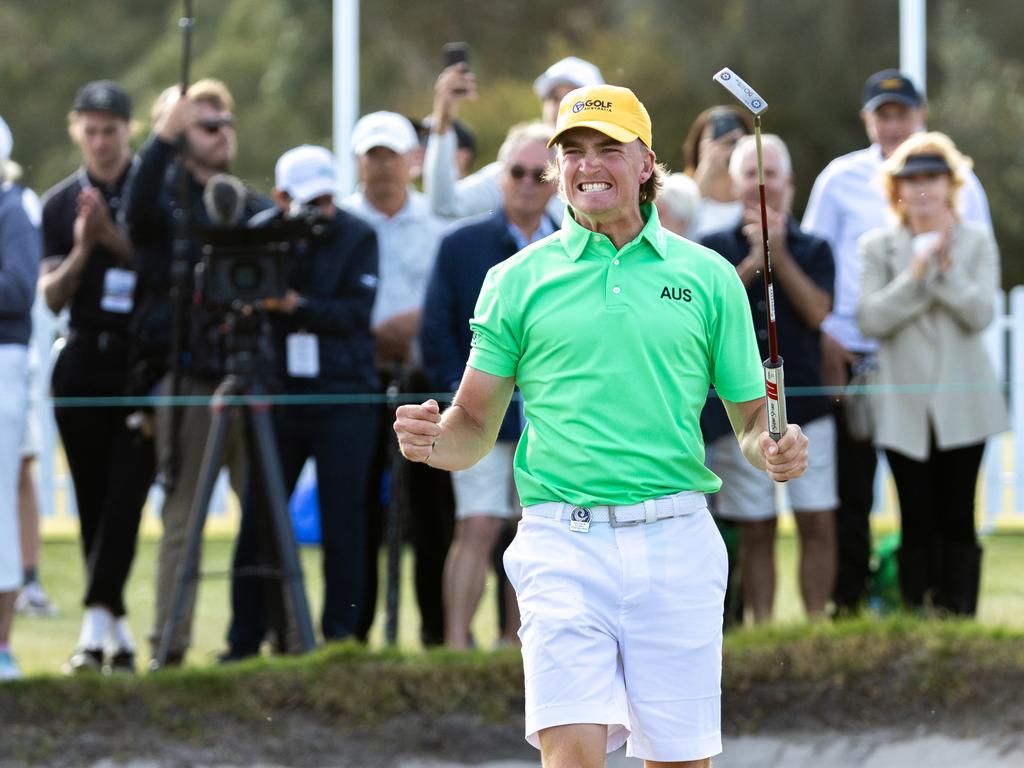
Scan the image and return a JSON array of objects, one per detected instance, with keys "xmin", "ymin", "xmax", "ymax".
[
  {"xmin": 935, "ymin": 542, "xmax": 982, "ymax": 617},
  {"xmin": 897, "ymin": 544, "xmax": 934, "ymax": 610}
]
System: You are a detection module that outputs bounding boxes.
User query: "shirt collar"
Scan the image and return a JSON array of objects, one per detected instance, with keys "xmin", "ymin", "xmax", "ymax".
[
  {"xmin": 559, "ymin": 202, "xmax": 667, "ymax": 261},
  {"xmin": 507, "ymin": 212, "xmax": 557, "ymax": 251}
]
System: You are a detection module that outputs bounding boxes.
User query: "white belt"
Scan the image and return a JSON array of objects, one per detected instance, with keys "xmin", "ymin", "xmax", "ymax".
[{"xmin": 523, "ymin": 491, "xmax": 706, "ymax": 528}]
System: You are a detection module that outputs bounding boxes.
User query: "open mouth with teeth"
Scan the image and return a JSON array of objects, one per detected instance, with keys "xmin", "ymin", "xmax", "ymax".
[{"xmin": 578, "ymin": 182, "xmax": 612, "ymax": 192}]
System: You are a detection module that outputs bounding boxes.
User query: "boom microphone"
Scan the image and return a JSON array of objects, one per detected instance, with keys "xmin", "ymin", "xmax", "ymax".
[{"xmin": 202, "ymin": 173, "xmax": 247, "ymax": 226}]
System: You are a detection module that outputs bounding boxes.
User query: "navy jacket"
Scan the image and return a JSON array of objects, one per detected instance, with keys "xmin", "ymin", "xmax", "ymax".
[
  {"xmin": 422, "ymin": 210, "xmax": 555, "ymax": 443},
  {"xmin": 250, "ymin": 206, "xmax": 379, "ymax": 394},
  {"xmin": 0, "ymin": 183, "xmax": 40, "ymax": 346}
]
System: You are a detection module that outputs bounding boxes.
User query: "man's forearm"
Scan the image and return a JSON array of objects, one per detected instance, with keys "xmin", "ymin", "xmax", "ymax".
[
  {"xmin": 426, "ymin": 403, "xmax": 494, "ymax": 472},
  {"xmin": 40, "ymin": 248, "xmax": 87, "ymax": 313}
]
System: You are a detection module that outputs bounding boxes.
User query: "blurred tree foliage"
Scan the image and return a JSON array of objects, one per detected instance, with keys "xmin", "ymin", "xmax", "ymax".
[{"xmin": 2, "ymin": 0, "xmax": 1021, "ymax": 282}]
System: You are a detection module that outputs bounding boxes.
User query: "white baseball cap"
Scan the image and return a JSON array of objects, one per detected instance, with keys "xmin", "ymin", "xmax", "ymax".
[
  {"xmin": 350, "ymin": 111, "xmax": 418, "ymax": 156},
  {"xmin": 533, "ymin": 56, "xmax": 604, "ymax": 100},
  {"xmin": 0, "ymin": 116, "xmax": 12, "ymax": 164},
  {"xmin": 275, "ymin": 144, "xmax": 337, "ymax": 204}
]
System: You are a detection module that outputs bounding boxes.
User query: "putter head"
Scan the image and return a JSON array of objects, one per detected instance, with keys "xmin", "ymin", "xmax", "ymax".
[{"xmin": 713, "ymin": 68, "xmax": 768, "ymax": 115}]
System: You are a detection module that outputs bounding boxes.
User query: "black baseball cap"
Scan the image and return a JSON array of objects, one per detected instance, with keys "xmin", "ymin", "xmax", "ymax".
[
  {"xmin": 862, "ymin": 69, "xmax": 924, "ymax": 112},
  {"xmin": 72, "ymin": 80, "xmax": 132, "ymax": 119}
]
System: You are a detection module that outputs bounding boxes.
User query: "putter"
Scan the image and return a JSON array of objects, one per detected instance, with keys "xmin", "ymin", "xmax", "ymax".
[{"xmin": 713, "ymin": 67, "xmax": 787, "ymax": 442}]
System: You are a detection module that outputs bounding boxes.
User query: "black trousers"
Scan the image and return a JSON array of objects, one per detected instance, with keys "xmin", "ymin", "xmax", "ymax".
[
  {"xmin": 228, "ymin": 402, "xmax": 379, "ymax": 653},
  {"xmin": 357, "ymin": 370, "xmax": 454, "ymax": 646},
  {"xmin": 885, "ymin": 435, "xmax": 985, "ymax": 614},
  {"xmin": 52, "ymin": 335, "xmax": 156, "ymax": 617},
  {"xmin": 831, "ymin": 382, "xmax": 879, "ymax": 612}
]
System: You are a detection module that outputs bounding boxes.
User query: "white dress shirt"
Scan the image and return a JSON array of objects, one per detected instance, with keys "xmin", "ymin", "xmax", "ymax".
[{"xmin": 341, "ymin": 186, "xmax": 448, "ymax": 330}]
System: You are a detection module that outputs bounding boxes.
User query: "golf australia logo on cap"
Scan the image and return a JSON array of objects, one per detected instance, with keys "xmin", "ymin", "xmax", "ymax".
[
  {"xmin": 572, "ymin": 99, "xmax": 613, "ymax": 114},
  {"xmin": 880, "ymin": 77, "xmax": 903, "ymax": 90},
  {"xmin": 569, "ymin": 506, "xmax": 592, "ymax": 533}
]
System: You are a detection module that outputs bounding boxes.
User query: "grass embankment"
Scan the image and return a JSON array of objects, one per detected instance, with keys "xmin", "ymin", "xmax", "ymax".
[{"xmin": 4, "ymin": 619, "xmax": 1023, "ymax": 734}]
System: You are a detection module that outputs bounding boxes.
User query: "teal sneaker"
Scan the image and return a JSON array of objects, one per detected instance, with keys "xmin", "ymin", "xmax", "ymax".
[{"xmin": 0, "ymin": 649, "xmax": 22, "ymax": 681}]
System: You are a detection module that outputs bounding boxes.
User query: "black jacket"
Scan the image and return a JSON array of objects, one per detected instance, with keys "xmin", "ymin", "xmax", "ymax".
[{"xmin": 125, "ymin": 134, "xmax": 272, "ymax": 382}]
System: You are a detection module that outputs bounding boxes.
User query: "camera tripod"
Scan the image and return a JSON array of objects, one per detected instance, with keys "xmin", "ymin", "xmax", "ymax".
[{"xmin": 153, "ymin": 312, "xmax": 316, "ymax": 668}]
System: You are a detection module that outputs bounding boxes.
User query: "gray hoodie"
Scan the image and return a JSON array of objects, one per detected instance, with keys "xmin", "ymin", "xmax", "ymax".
[{"xmin": 0, "ymin": 181, "xmax": 41, "ymax": 345}]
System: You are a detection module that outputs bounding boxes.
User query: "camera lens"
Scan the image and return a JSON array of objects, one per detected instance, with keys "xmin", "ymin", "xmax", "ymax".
[{"xmin": 229, "ymin": 258, "xmax": 264, "ymax": 292}]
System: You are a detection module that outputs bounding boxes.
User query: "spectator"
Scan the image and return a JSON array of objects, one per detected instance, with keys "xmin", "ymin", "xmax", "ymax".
[
  {"xmin": 126, "ymin": 79, "xmax": 272, "ymax": 668},
  {"xmin": 802, "ymin": 69, "xmax": 993, "ymax": 615},
  {"xmin": 701, "ymin": 134, "xmax": 836, "ymax": 623},
  {"xmin": 421, "ymin": 121, "xmax": 556, "ymax": 650},
  {"xmin": 655, "ymin": 172, "xmax": 701, "ymax": 237},
  {"xmin": 37, "ymin": 81, "xmax": 155, "ymax": 674},
  {"xmin": 0, "ymin": 113, "xmax": 41, "ymax": 681},
  {"xmin": 857, "ymin": 132, "xmax": 1007, "ymax": 616},
  {"xmin": 220, "ymin": 146, "xmax": 380, "ymax": 659},
  {"xmin": 682, "ymin": 105, "xmax": 753, "ymax": 240},
  {"xmin": 423, "ymin": 55, "xmax": 602, "ymax": 220},
  {"xmin": 341, "ymin": 111, "xmax": 451, "ymax": 646}
]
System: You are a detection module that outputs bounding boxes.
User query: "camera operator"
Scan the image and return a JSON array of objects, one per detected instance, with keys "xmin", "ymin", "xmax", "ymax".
[
  {"xmin": 38, "ymin": 81, "xmax": 156, "ymax": 675},
  {"xmin": 220, "ymin": 145, "xmax": 379, "ymax": 659},
  {"xmin": 125, "ymin": 79, "xmax": 272, "ymax": 668}
]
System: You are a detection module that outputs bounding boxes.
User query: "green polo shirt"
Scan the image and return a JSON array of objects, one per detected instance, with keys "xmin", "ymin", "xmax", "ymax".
[{"xmin": 468, "ymin": 203, "xmax": 764, "ymax": 506}]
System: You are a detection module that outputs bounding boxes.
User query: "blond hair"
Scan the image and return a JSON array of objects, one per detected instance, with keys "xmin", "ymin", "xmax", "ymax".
[
  {"xmin": 882, "ymin": 131, "xmax": 971, "ymax": 225},
  {"xmin": 187, "ymin": 78, "xmax": 235, "ymax": 112}
]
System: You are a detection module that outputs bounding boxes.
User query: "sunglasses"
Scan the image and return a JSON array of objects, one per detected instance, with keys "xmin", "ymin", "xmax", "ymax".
[
  {"xmin": 194, "ymin": 115, "xmax": 235, "ymax": 134},
  {"xmin": 509, "ymin": 164, "xmax": 547, "ymax": 184}
]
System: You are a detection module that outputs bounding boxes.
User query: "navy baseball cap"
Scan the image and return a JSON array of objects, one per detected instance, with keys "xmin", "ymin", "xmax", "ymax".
[
  {"xmin": 72, "ymin": 80, "xmax": 132, "ymax": 119},
  {"xmin": 862, "ymin": 69, "xmax": 924, "ymax": 112},
  {"xmin": 892, "ymin": 152, "xmax": 952, "ymax": 178}
]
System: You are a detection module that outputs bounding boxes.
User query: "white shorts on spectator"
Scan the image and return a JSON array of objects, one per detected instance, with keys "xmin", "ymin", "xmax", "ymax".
[
  {"xmin": 451, "ymin": 441, "xmax": 519, "ymax": 520},
  {"xmin": 708, "ymin": 415, "xmax": 838, "ymax": 521}
]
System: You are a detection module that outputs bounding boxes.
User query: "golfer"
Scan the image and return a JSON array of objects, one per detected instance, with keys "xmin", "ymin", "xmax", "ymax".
[{"xmin": 395, "ymin": 84, "xmax": 808, "ymax": 768}]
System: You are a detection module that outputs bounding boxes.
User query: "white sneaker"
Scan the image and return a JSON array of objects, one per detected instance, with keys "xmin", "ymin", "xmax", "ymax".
[
  {"xmin": 0, "ymin": 649, "xmax": 22, "ymax": 681},
  {"xmin": 15, "ymin": 581, "xmax": 58, "ymax": 617}
]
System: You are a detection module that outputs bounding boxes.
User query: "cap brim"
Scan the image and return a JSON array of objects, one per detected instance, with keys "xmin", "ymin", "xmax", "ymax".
[
  {"xmin": 289, "ymin": 178, "xmax": 336, "ymax": 204},
  {"xmin": 863, "ymin": 94, "xmax": 921, "ymax": 112},
  {"xmin": 352, "ymin": 137, "xmax": 413, "ymax": 156},
  {"xmin": 547, "ymin": 120, "xmax": 639, "ymax": 148},
  {"xmin": 893, "ymin": 158, "xmax": 951, "ymax": 178}
]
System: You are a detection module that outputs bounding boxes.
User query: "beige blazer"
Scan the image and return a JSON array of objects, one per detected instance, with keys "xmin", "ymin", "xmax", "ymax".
[{"xmin": 856, "ymin": 222, "xmax": 1008, "ymax": 460}]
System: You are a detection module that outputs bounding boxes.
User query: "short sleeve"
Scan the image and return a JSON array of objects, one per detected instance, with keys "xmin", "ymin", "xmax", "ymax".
[
  {"xmin": 467, "ymin": 266, "xmax": 521, "ymax": 378},
  {"xmin": 707, "ymin": 267, "xmax": 765, "ymax": 403}
]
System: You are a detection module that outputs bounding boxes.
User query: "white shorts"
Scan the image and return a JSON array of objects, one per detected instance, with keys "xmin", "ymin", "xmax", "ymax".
[
  {"xmin": 708, "ymin": 415, "xmax": 838, "ymax": 521},
  {"xmin": 503, "ymin": 496, "xmax": 726, "ymax": 762},
  {"xmin": 0, "ymin": 345, "xmax": 29, "ymax": 591},
  {"xmin": 452, "ymin": 441, "xmax": 519, "ymax": 520}
]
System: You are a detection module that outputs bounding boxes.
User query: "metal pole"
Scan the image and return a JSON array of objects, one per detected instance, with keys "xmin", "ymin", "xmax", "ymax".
[
  {"xmin": 900, "ymin": 0, "xmax": 927, "ymax": 94},
  {"xmin": 333, "ymin": 0, "xmax": 360, "ymax": 195}
]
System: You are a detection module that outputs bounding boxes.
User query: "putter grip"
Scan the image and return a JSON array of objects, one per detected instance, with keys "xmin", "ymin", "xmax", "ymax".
[{"xmin": 763, "ymin": 356, "xmax": 787, "ymax": 442}]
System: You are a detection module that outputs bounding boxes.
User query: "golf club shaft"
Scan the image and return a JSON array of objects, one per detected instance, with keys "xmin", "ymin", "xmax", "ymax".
[{"xmin": 753, "ymin": 115, "xmax": 787, "ymax": 441}]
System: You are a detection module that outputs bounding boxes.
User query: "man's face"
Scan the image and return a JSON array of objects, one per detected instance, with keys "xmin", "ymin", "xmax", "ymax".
[
  {"xmin": 500, "ymin": 139, "xmax": 554, "ymax": 223},
  {"xmin": 732, "ymin": 143, "xmax": 790, "ymax": 214},
  {"xmin": 71, "ymin": 112, "xmax": 130, "ymax": 170},
  {"xmin": 358, "ymin": 145, "xmax": 412, "ymax": 197},
  {"xmin": 186, "ymin": 100, "xmax": 236, "ymax": 172},
  {"xmin": 556, "ymin": 127, "xmax": 653, "ymax": 222},
  {"xmin": 541, "ymin": 83, "xmax": 577, "ymax": 126},
  {"xmin": 862, "ymin": 102, "xmax": 926, "ymax": 158}
]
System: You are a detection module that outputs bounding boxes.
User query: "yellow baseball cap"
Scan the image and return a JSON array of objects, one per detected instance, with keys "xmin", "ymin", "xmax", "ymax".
[{"xmin": 548, "ymin": 84, "xmax": 652, "ymax": 149}]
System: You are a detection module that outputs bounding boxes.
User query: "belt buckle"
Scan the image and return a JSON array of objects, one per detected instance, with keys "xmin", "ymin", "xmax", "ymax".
[{"xmin": 608, "ymin": 506, "xmax": 645, "ymax": 528}]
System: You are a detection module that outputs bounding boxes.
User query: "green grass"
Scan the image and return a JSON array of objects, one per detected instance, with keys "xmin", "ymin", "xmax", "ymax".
[{"xmin": 12, "ymin": 532, "xmax": 1024, "ymax": 677}]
